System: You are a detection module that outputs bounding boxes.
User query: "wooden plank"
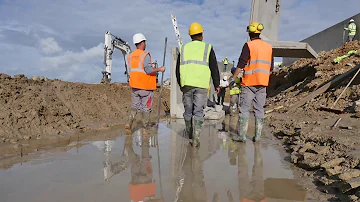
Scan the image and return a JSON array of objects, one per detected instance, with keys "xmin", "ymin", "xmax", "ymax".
[{"xmin": 287, "ymin": 64, "xmax": 360, "ymax": 112}]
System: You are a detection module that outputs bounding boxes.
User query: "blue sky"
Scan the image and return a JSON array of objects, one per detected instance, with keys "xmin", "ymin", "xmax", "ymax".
[{"xmin": 0, "ymin": 0, "xmax": 359, "ymax": 83}]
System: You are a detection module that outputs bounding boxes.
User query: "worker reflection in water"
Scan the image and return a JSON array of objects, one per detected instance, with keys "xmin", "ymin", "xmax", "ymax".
[
  {"xmin": 344, "ymin": 19, "xmax": 357, "ymax": 42},
  {"xmin": 125, "ymin": 33, "xmax": 166, "ymax": 131},
  {"xmin": 128, "ymin": 133, "xmax": 157, "ymax": 202},
  {"xmin": 230, "ymin": 22, "xmax": 273, "ymax": 142},
  {"xmin": 178, "ymin": 145, "xmax": 208, "ymax": 202},
  {"xmin": 176, "ymin": 22, "xmax": 220, "ymax": 147},
  {"xmin": 237, "ymin": 143, "xmax": 266, "ymax": 202}
]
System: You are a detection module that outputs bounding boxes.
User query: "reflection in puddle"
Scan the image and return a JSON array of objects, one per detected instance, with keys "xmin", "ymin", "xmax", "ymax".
[{"xmin": 0, "ymin": 119, "xmax": 309, "ymax": 202}]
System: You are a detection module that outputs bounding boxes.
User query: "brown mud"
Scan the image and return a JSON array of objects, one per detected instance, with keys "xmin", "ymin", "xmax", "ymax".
[
  {"xmin": 266, "ymin": 40, "xmax": 360, "ymax": 201},
  {"xmin": 0, "ymin": 74, "xmax": 170, "ymax": 158}
]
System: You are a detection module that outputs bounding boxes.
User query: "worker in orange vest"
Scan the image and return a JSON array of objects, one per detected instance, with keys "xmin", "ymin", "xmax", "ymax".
[
  {"xmin": 237, "ymin": 143, "xmax": 266, "ymax": 202},
  {"xmin": 230, "ymin": 22, "xmax": 273, "ymax": 142},
  {"xmin": 125, "ymin": 33, "xmax": 166, "ymax": 130}
]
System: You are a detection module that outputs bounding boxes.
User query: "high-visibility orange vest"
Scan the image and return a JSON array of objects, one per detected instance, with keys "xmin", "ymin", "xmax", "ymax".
[
  {"xmin": 128, "ymin": 49, "xmax": 156, "ymax": 90},
  {"xmin": 241, "ymin": 198, "xmax": 266, "ymax": 202},
  {"xmin": 241, "ymin": 39, "xmax": 272, "ymax": 87},
  {"xmin": 129, "ymin": 182, "xmax": 156, "ymax": 202}
]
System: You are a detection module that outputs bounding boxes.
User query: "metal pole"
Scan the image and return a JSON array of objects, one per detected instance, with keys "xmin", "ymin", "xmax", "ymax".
[{"xmin": 157, "ymin": 37, "xmax": 168, "ymax": 122}]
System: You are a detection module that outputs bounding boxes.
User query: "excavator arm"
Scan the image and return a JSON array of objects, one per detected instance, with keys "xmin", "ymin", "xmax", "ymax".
[{"xmin": 102, "ymin": 31, "xmax": 132, "ymax": 84}]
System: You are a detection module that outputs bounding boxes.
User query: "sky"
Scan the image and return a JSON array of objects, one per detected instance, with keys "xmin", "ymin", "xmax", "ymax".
[{"xmin": 0, "ymin": 0, "xmax": 359, "ymax": 83}]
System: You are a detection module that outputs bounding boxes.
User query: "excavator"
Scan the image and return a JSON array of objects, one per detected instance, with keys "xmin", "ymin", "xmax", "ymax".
[{"xmin": 101, "ymin": 31, "xmax": 159, "ymax": 84}]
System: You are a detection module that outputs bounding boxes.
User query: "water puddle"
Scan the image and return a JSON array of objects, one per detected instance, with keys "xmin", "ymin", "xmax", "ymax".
[{"xmin": 0, "ymin": 119, "xmax": 311, "ymax": 202}]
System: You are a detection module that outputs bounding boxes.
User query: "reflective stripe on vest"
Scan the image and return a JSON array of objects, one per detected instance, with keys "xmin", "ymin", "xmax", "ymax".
[
  {"xmin": 179, "ymin": 41, "xmax": 212, "ymax": 89},
  {"xmin": 229, "ymin": 77, "xmax": 241, "ymax": 95},
  {"xmin": 128, "ymin": 49, "xmax": 157, "ymax": 90},
  {"xmin": 128, "ymin": 51, "xmax": 148, "ymax": 73},
  {"xmin": 241, "ymin": 39, "xmax": 272, "ymax": 87}
]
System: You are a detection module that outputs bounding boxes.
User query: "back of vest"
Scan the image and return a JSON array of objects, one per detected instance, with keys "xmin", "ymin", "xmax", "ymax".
[
  {"xmin": 128, "ymin": 49, "xmax": 156, "ymax": 90},
  {"xmin": 242, "ymin": 40, "xmax": 272, "ymax": 87},
  {"xmin": 179, "ymin": 41, "xmax": 212, "ymax": 89}
]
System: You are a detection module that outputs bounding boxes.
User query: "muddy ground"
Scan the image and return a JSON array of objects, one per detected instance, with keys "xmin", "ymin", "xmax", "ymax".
[
  {"xmin": 266, "ymin": 41, "xmax": 360, "ymax": 201},
  {"xmin": 1, "ymin": 41, "xmax": 360, "ymax": 200},
  {"xmin": 0, "ymin": 74, "xmax": 170, "ymax": 158}
]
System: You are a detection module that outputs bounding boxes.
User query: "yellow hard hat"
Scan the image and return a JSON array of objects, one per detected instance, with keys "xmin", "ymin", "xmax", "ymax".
[
  {"xmin": 189, "ymin": 22, "xmax": 204, "ymax": 36},
  {"xmin": 247, "ymin": 22, "xmax": 264, "ymax": 33}
]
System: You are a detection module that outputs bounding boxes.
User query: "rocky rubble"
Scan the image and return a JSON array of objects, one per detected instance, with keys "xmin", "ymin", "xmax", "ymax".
[{"xmin": 266, "ymin": 41, "xmax": 360, "ymax": 200}]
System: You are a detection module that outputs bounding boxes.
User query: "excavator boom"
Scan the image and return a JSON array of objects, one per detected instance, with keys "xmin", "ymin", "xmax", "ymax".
[{"xmin": 102, "ymin": 31, "xmax": 131, "ymax": 84}]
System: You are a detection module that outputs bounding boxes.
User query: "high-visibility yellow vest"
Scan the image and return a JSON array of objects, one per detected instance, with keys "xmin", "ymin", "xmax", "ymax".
[
  {"xmin": 346, "ymin": 23, "xmax": 357, "ymax": 36},
  {"xmin": 229, "ymin": 78, "xmax": 241, "ymax": 95},
  {"xmin": 179, "ymin": 41, "xmax": 212, "ymax": 89}
]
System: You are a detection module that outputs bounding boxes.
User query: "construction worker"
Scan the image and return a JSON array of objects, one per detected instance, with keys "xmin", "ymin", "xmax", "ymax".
[
  {"xmin": 229, "ymin": 67, "xmax": 241, "ymax": 114},
  {"xmin": 176, "ymin": 22, "xmax": 220, "ymax": 147},
  {"xmin": 125, "ymin": 33, "xmax": 166, "ymax": 130},
  {"xmin": 230, "ymin": 22, "xmax": 273, "ymax": 142},
  {"xmin": 217, "ymin": 75, "xmax": 229, "ymax": 106},
  {"xmin": 222, "ymin": 56, "xmax": 229, "ymax": 71},
  {"xmin": 344, "ymin": 19, "xmax": 357, "ymax": 42},
  {"xmin": 237, "ymin": 143, "xmax": 265, "ymax": 202}
]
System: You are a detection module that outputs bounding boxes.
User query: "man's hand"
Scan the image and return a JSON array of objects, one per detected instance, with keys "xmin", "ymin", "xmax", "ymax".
[
  {"xmin": 158, "ymin": 66, "xmax": 166, "ymax": 72},
  {"xmin": 216, "ymin": 86, "xmax": 220, "ymax": 94}
]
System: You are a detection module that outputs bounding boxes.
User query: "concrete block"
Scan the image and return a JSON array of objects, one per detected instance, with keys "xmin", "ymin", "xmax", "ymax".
[
  {"xmin": 204, "ymin": 107, "xmax": 225, "ymax": 120},
  {"xmin": 265, "ymin": 40, "xmax": 318, "ymax": 58},
  {"xmin": 250, "ymin": 0, "xmax": 281, "ymax": 41}
]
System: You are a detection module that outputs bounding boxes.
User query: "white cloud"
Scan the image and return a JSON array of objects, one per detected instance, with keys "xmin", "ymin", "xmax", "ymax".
[
  {"xmin": 0, "ymin": 0, "xmax": 359, "ymax": 83},
  {"xmin": 39, "ymin": 37, "xmax": 62, "ymax": 54},
  {"xmin": 39, "ymin": 43, "xmax": 104, "ymax": 81}
]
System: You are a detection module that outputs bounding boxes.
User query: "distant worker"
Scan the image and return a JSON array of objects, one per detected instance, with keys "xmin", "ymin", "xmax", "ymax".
[
  {"xmin": 125, "ymin": 33, "xmax": 166, "ymax": 130},
  {"xmin": 230, "ymin": 22, "xmax": 273, "ymax": 142},
  {"xmin": 222, "ymin": 56, "xmax": 229, "ymax": 71},
  {"xmin": 217, "ymin": 76, "xmax": 229, "ymax": 106},
  {"xmin": 344, "ymin": 19, "xmax": 357, "ymax": 42},
  {"xmin": 229, "ymin": 67, "xmax": 241, "ymax": 114},
  {"xmin": 176, "ymin": 22, "xmax": 220, "ymax": 147}
]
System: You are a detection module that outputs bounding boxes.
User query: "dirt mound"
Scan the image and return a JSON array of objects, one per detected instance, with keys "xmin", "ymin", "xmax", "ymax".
[
  {"xmin": 268, "ymin": 40, "xmax": 360, "ymax": 110},
  {"xmin": 0, "ymin": 74, "xmax": 170, "ymax": 144},
  {"xmin": 266, "ymin": 41, "xmax": 360, "ymax": 200}
]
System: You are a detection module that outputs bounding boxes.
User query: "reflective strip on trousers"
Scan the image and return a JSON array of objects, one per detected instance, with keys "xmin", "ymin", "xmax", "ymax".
[
  {"xmin": 180, "ymin": 43, "xmax": 210, "ymax": 66},
  {"xmin": 129, "ymin": 51, "xmax": 148, "ymax": 73}
]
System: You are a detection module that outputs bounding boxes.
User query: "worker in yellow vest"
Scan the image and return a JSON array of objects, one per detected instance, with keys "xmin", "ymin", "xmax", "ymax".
[
  {"xmin": 176, "ymin": 22, "xmax": 220, "ymax": 147},
  {"xmin": 222, "ymin": 56, "xmax": 229, "ymax": 71},
  {"xmin": 229, "ymin": 67, "xmax": 241, "ymax": 114},
  {"xmin": 230, "ymin": 22, "xmax": 273, "ymax": 142},
  {"xmin": 344, "ymin": 19, "xmax": 357, "ymax": 42},
  {"xmin": 125, "ymin": 33, "xmax": 166, "ymax": 131}
]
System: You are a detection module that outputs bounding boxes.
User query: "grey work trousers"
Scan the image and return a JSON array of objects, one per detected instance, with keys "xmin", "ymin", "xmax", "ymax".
[
  {"xmin": 132, "ymin": 88, "xmax": 154, "ymax": 112},
  {"xmin": 239, "ymin": 86, "xmax": 266, "ymax": 118},
  {"xmin": 230, "ymin": 94, "xmax": 240, "ymax": 111},
  {"xmin": 182, "ymin": 86, "xmax": 208, "ymax": 122},
  {"xmin": 347, "ymin": 35, "xmax": 355, "ymax": 42}
]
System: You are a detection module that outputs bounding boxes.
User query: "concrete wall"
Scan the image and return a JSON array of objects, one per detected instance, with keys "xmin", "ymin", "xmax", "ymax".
[
  {"xmin": 250, "ymin": 0, "xmax": 281, "ymax": 41},
  {"xmin": 283, "ymin": 13, "xmax": 360, "ymax": 65}
]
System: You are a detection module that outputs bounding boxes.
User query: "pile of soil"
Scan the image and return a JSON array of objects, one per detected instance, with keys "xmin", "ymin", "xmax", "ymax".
[
  {"xmin": 0, "ymin": 74, "xmax": 170, "ymax": 144},
  {"xmin": 266, "ymin": 41, "xmax": 360, "ymax": 200}
]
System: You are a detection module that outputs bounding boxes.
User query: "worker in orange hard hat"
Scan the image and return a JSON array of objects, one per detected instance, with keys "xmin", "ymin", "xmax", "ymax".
[
  {"xmin": 175, "ymin": 22, "xmax": 220, "ymax": 147},
  {"xmin": 230, "ymin": 22, "xmax": 274, "ymax": 142}
]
